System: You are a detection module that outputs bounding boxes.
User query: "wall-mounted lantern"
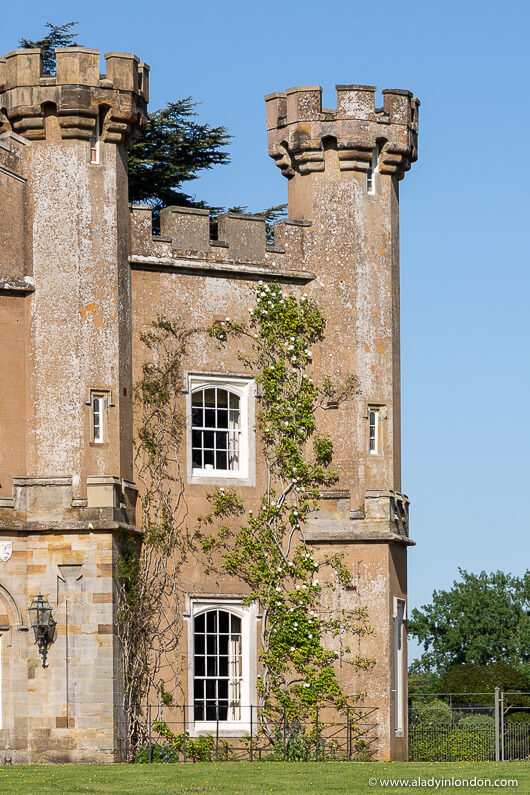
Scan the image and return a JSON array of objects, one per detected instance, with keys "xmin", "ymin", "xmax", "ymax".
[{"xmin": 29, "ymin": 594, "xmax": 57, "ymax": 668}]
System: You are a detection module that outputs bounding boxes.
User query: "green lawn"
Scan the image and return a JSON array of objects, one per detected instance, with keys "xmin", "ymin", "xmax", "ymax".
[{"xmin": 0, "ymin": 762, "xmax": 528, "ymax": 794}]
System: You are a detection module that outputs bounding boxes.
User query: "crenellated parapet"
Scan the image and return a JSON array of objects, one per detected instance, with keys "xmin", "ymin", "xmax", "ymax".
[
  {"xmin": 0, "ymin": 47, "xmax": 148, "ymax": 145},
  {"xmin": 129, "ymin": 204, "xmax": 315, "ymax": 282},
  {"xmin": 265, "ymin": 84, "xmax": 419, "ymax": 180}
]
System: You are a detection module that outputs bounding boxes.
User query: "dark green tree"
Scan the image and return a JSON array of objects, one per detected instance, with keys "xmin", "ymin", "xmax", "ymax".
[
  {"xmin": 439, "ymin": 663, "xmax": 530, "ymax": 705},
  {"xmin": 19, "ymin": 22, "xmax": 79, "ymax": 74},
  {"xmin": 127, "ymin": 100, "xmax": 230, "ymax": 209},
  {"xmin": 409, "ymin": 569, "xmax": 530, "ymax": 677}
]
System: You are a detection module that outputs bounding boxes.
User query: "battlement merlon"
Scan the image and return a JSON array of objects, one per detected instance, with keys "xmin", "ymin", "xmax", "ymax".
[
  {"xmin": 0, "ymin": 48, "xmax": 149, "ymax": 145},
  {"xmin": 265, "ymin": 84, "xmax": 419, "ymax": 180}
]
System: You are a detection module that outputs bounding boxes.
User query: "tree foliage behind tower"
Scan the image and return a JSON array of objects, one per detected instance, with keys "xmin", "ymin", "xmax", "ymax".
[
  {"xmin": 19, "ymin": 22, "xmax": 79, "ymax": 74},
  {"xmin": 127, "ymin": 100, "xmax": 230, "ymax": 209}
]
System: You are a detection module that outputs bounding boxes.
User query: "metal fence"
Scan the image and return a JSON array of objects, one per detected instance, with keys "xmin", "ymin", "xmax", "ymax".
[
  {"xmin": 409, "ymin": 690, "xmax": 530, "ymax": 762},
  {"xmin": 140, "ymin": 704, "xmax": 379, "ymax": 763}
]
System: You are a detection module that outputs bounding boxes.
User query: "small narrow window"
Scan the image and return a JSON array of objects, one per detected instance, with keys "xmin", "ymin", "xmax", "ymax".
[
  {"xmin": 366, "ymin": 146, "xmax": 379, "ymax": 194},
  {"xmin": 394, "ymin": 598, "xmax": 406, "ymax": 735},
  {"xmin": 90, "ymin": 391, "xmax": 109, "ymax": 444},
  {"xmin": 368, "ymin": 408, "xmax": 380, "ymax": 455},
  {"xmin": 90, "ymin": 110, "xmax": 102, "ymax": 164}
]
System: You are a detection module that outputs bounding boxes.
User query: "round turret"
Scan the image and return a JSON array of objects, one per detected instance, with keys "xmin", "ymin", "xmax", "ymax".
[
  {"xmin": 265, "ymin": 84, "xmax": 419, "ymax": 180},
  {"xmin": 0, "ymin": 47, "xmax": 148, "ymax": 146}
]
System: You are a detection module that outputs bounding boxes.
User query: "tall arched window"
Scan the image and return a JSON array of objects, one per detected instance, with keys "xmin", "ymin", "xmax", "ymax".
[
  {"xmin": 193, "ymin": 609, "xmax": 242, "ymax": 722},
  {"xmin": 191, "ymin": 387, "xmax": 241, "ymax": 473}
]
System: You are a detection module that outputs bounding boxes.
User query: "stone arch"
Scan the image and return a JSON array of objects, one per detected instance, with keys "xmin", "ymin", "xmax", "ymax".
[{"xmin": 0, "ymin": 583, "xmax": 24, "ymax": 628}]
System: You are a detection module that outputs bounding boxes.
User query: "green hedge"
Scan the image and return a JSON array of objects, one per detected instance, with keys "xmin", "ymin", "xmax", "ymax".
[
  {"xmin": 409, "ymin": 727, "xmax": 495, "ymax": 762},
  {"xmin": 409, "ymin": 699, "xmax": 452, "ymax": 727}
]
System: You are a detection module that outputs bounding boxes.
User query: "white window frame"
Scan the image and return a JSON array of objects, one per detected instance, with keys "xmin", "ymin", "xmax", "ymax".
[
  {"xmin": 393, "ymin": 597, "xmax": 406, "ymax": 736},
  {"xmin": 185, "ymin": 597, "xmax": 257, "ymax": 736},
  {"xmin": 187, "ymin": 374, "xmax": 255, "ymax": 485},
  {"xmin": 366, "ymin": 145, "xmax": 380, "ymax": 195},
  {"xmin": 368, "ymin": 406, "xmax": 382, "ymax": 456},
  {"xmin": 89, "ymin": 390, "xmax": 110, "ymax": 444}
]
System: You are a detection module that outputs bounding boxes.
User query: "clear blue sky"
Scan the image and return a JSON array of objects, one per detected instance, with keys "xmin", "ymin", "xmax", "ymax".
[{"xmin": 3, "ymin": 1, "xmax": 529, "ymax": 661}]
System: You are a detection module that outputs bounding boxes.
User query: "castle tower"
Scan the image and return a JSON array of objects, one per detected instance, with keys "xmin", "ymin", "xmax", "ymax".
[
  {"xmin": 0, "ymin": 47, "xmax": 148, "ymax": 762},
  {"xmin": 266, "ymin": 84, "xmax": 419, "ymax": 759}
]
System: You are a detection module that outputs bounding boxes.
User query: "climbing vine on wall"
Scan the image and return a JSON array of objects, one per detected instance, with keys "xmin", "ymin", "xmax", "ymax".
[
  {"xmin": 201, "ymin": 283, "xmax": 374, "ymax": 731},
  {"xmin": 119, "ymin": 285, "xmax": 374, "ymax": 756},
  {"xmin": 117, "ymin": 320, "xmax": 198, "ymax": 758}
]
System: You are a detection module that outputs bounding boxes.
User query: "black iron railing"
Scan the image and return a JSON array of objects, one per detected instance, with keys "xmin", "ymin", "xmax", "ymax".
[{"xmin": 138, "ymin": 704, "xmax": 379, "ymax": 763}]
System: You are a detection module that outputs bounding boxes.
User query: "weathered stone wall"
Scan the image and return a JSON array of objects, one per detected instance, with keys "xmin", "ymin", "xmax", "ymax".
[
  {"xmin": 0, "ymin": 47, "xmax": 145, "ymax": 763},
  {"xmin": 0, "ymin": 295, "xmax": 26, "ymax": 499},
  {"xmin": 0, "ymin": 135, "xmax": 28, "ymax": 281}
]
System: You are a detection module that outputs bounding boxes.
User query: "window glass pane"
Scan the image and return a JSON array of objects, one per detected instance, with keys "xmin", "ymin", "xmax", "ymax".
[
  {"xmin": 207, "ymin": 656, "xmax": 217, "ymax": 676},
  {"xmin": 204, "ymin": 409, "xmax": 216, "ymax": 428},
  {"xmin": 195, "ymin": 656, "xmax": 205, "ymax": 676},
  {"xmin": 204, "ymin": 449, "xmax": 214, "ymax": 467},
  {"xmin": 195, "ymin": 633, "xmax": 205, "ymax": 654},
  {"xmin": 219, "ymin": 611, "xmax": 229, "ymax": 633},
  {"xmin": 192, "ymin": 448, "xmax": 202, "ymax": 468},
  {"xmin": 229, "ymin": 410, "xmax": 240, "ymax": 429},
  {"xmin": 231, "ymin": 615, "xmax": 241, "ymax": 633},
  {"xmin": 229, "ymin": 393, "xmax": 240, "ymax": 410},
  {"xmin": 194, "ymin": 679, "xmax": 204, "ymax": 699},
  {"xmin": 192, "ymin": 430, "xmax": 202, "ymax": 448},
  {"xmin": 206, "ymin": 679, "xmax": 216, "ymax": 700},
  {"xmin": 194, "ymin": 702, "xmax": 204, "ymax": 721},
  {"xmin": 216, "ymin": 451, "xmax": 227, "ymax": 470},
  {"xmin": 219, "ymin": 633, "xmax": 229, "ymax": 655},
  {"xmin": 216, "ymin": 431, "xmax": 227, "ymax": 450},
  {"xmin": 206, "ymin": 611, "xmax": 217, "ymax": 633},
  {"xmin": 192, "ymin": 391, "xmax": 203, "ymax": 406},
  {"xmin": 192, "ymin": 407, "xmax": 203, "ymax": 427},
  {"xmin": 207, "ymin": 636, "xmax": 217, "ymax": 656},
  {"xmin": 204, "ymin": 389, "xmax": 216, "ymax": 407},
  {"xmin": 203, "ymin": 430, "xmax": 215, "ymax": 449},
  {"xmin": 217, "ymin": 409, "xmax": 228, "ymax": 428},
  {"xmin": 217, "ymin": 389, "xmax": 228, "ymax": 407},
  {"xmin": 228, "ymin": 441, "xmax": 239, "ymax": 469},
  {"xmin": 195, "ymin": 613, "xmax": 205, "ymax": 633},
  {"xmin": 219, "ymin": 656, "xmax": 228, "ymax": 676}
]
